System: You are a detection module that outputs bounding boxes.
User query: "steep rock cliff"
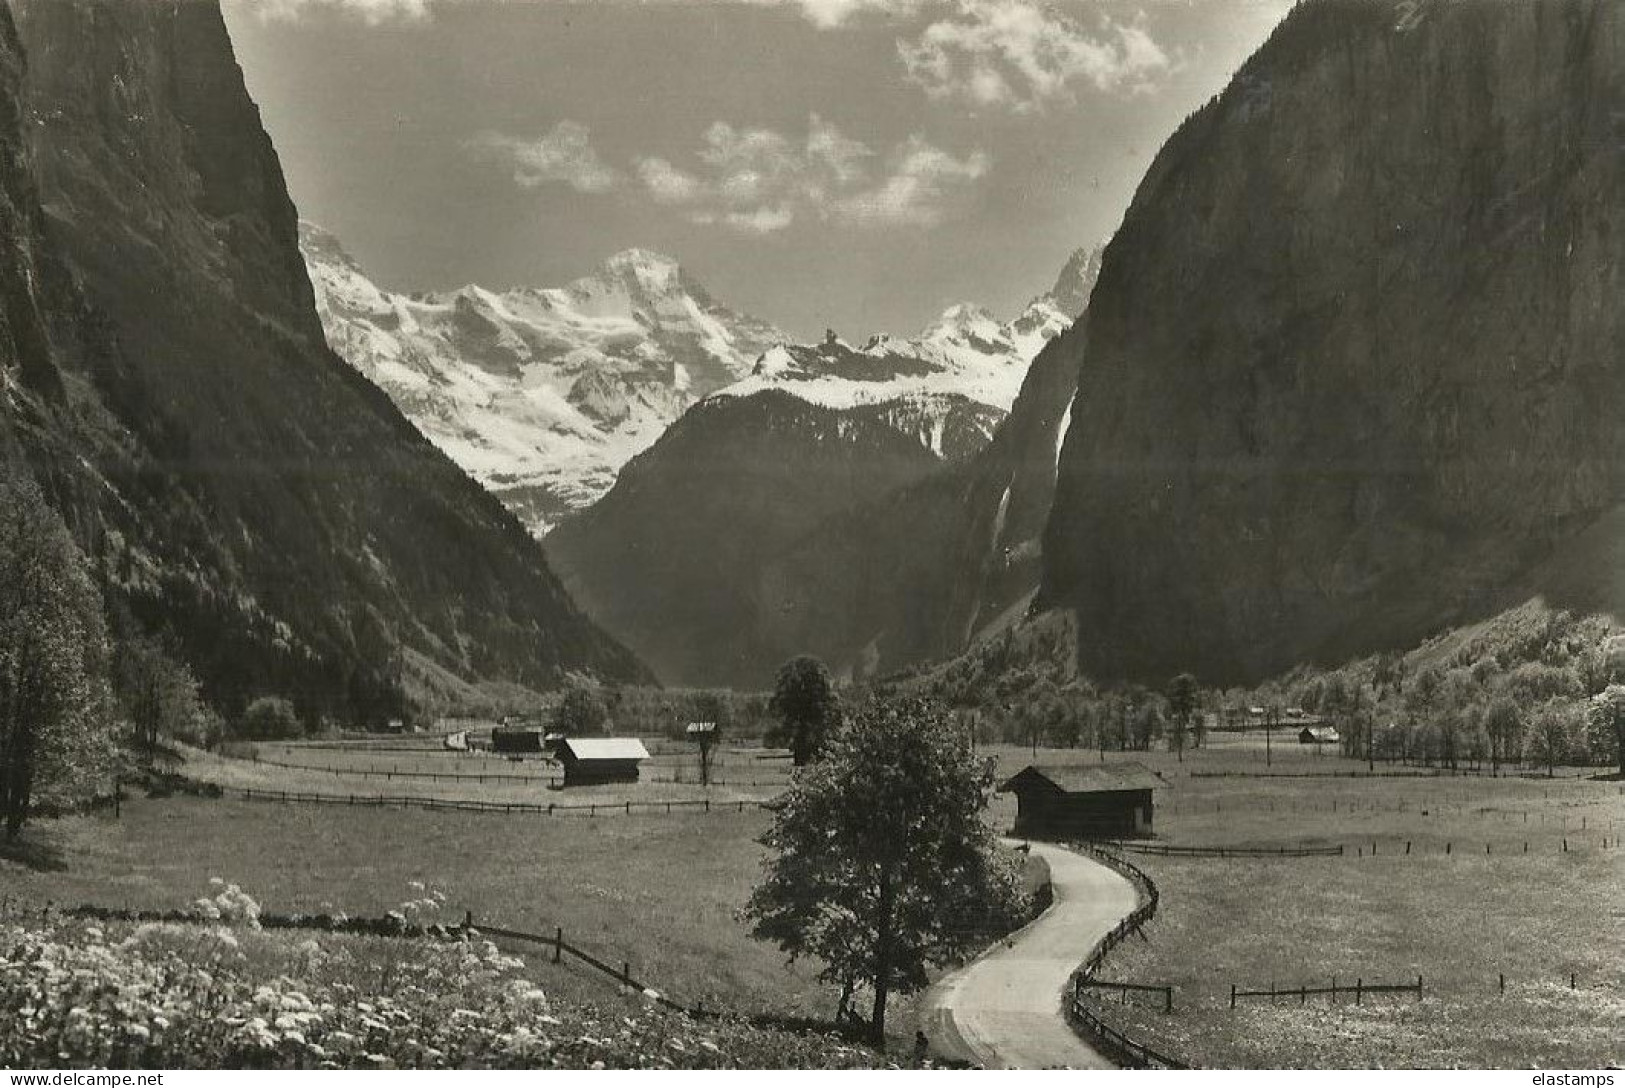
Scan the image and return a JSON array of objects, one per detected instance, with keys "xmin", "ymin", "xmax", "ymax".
[
  {"xmin": 0, "ymin": 0, "xmax": 648, "ymax": 719},
  {"xmin": 1042, "ymin": 0, "xmax": 1625, "ymax": 684}
]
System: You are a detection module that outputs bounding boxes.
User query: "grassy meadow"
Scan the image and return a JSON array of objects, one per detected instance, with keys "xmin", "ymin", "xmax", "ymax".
[
  {"xmin": 0, "ymin": 900, "xmax": 886, "ymax": 1069},
  {"xmin": 7, "ymin": 731, "xmax": 1619, "ymax": 1068},
  {"xmin": 1054, "ymin": 747, "xmax": 1625, "ymax": 1068},
  {"xmin": 3, "ymin": 795, "xmax": 822, "ymax": 1019}
]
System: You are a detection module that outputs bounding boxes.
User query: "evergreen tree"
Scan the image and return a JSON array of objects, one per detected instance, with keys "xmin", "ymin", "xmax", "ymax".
[{"xmin": 0, "ymin": 468, "xmax": 116, "ymax": 840}]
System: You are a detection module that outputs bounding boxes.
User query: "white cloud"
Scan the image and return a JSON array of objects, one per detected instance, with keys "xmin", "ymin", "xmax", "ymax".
[
  {"xmin": 633, "ymin": 114, "xmax": 986, "ymax": 233},
  {"xmin": 472, "ymin": 122, "xmax": 624, "ymax": 194},
  {"xmin": 635, "ymin": 158, "xmax": 706, "ymax": 205},
  {"xmin": 243, "ymin": 0, "xmax": 922, "ymax": 26},
  {"xmin": 833, "ymin": 136, "xmax": 989, "ymax": 226},
  {"xmin": 898, "ymin": 0, "xmax": 1173, "ymax": 111},
  {"xmin": 247, "ymin": 0, "xmax": 434, "ymax": 23},
  {"xmin": 783, "ymin": 0, "xmax": 924, "ymax": 29}
]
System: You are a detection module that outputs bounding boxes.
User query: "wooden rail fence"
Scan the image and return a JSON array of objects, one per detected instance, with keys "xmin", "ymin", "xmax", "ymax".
[
  {"xmin": 1108, "ymin": 842, "xmax": 1344, "ymax": 858},
  {"xmin": 225, "ymin": 785, "xmax": 773, "ymax": 817},
  {"xmin": 241, "ymin": 753, "xmax": 789, "ymax": 789},
  {"xmin": 58, "ymin": 901, "xmax": 709, "ymax": 1019},
  {"xmin": 1230, "ymin": 976, "xmax": 1423, "ymax": 1008},
  {"xmin": 1062, "ymin": 844, "xmax": 1189, "ymax": 1070},
  {"xmin": 1075, "ymin": 978, "xmax": 1173, "ymax": 1013}
]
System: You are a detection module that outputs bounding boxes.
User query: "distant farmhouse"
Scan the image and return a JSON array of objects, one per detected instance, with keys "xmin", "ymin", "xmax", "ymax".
[
  {"xmin": 559, "ymin": 737, "xmax": 650, "ymax": 786},
  {"xmin": 999, "ymin": 763, "xmax": 1165, "ymax": 841},
  {"xmin": 1299, "ymin": 725, "xmax": 1341, "ymax": 745},
  {"xmin": 491, "ymin": 724, "xmax": 548, "ymax": 754}
]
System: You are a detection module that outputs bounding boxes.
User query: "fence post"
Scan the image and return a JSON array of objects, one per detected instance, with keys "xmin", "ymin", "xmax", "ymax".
[
  {"xmin": 1405, "ymin": 840, "xmax": 1411, "ymax": 854},
  {"xmin": 1416, "ymin": 975, "xmax": 1423, "ymax": 999},
  {"xmin": 1230, "ymin": 984, "xmax": 1236, "ymax": 1009},
  {"xmin": 1355, "ymin": 978, "xmax": 1362, "ymax": 1005},
  {"xmin": 1164, "ymin": 987, "xmax": 1172, "ymax": 1014},
  {"xmin": 623, "ymin": 961, "xmax": 632, "ymax": 989},
  {"xmin": 1499, "ymin": 973, "xmax": 1505, "ymax": 995},
  {"xmin": 1570, "ymin": 973, "xmax": 1576, "ymax": 990},
  {"xmin": 554, "ymin": 927, "xmax": 563, "ymax": 964}
]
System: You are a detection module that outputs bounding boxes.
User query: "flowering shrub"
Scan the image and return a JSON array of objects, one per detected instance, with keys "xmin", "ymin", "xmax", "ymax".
[{"xmin": 0, "ymin": 890, "xmax": 886, "ymax": 1070}]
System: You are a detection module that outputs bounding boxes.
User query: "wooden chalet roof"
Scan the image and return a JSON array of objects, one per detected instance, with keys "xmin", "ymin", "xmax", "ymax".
[
  {"xmin": 999, "ymin": 762, "xmax": 1166, "ymax": 795},
  {"xmin": 560, "ymin": 737, "xmax": 650, "ymax": 762}
]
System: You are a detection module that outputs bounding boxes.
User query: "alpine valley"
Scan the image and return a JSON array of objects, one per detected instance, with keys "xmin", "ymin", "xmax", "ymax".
[
  {"xmin": 543, "ymin": 250, "xmax": 1101, "ymax": 687},
  {"xmin": 302, "ymin": 224, "xmax": 1101, "ymax": 538}
]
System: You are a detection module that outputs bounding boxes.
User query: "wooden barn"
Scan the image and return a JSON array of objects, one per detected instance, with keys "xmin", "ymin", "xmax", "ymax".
[
  {"xmin": 999, "ymin": 763, "xmax": 1164, "ymax": 841},
  {"xmin": 559, "ymin": 737, "xmax": 650, "ymax": 786},
  {"xmin": 490, "ymin": 725, "xmax": 547, "ymax": 754},
  {"xmin": 1298, "ymin": 726, "xmax": 1341, "ymax": 745}
]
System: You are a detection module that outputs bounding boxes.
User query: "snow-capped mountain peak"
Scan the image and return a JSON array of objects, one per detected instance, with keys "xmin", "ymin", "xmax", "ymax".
[
  {"xmin": 712, "ymin": 243, "xmax": 1105, "ymax": 435},
  {"xmin": 300, "ymin": 223, "xmax": 787, "ymax": 535}
]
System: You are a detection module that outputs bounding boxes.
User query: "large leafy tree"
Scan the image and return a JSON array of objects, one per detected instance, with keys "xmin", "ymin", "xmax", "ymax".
[
  {"xmin": 115, "ymin": 634, "xmax": 204, "ymax": 754},
  {"xmin": 552, "ymin": 686, "xmax": 609, "ymax": 736},
  {"xmin": 0, "ymin": 468, "xmax": 116, "ymax": 840},
  {"xmin": 1584, "ymin": 685, "xmax": 1625, "ymax": 777},
  {"xmin": 768, "ymin": 655, "xmax": 840, "ymax": 766},
  {"xmin": 745, "ymin": 693, "xmax": 1027, "ymax": 1045},
  {"xmin": 238, "ymin": 696, "xmax": 302, "ymax": 740},
  {"xmin": 1167, "ymin": 673, "xmax": 1198, "ymax": 761},
  {"xmin": 1527, "ymin": 701, "xmax": 1573, "ymax": 778},
  {"xmin": 1482, "ymin": 696, "xmax": 1524, "ymax": 776}
]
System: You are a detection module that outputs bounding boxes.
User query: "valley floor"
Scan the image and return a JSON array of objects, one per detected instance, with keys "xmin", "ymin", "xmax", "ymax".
[
  {"xmin": 6, "ymin": 738, "xmax": 1618, "ymax": 1069},
  {"xmin": 1043, "ymin": 746, "xmax": 1624, "ymax": 1069}
]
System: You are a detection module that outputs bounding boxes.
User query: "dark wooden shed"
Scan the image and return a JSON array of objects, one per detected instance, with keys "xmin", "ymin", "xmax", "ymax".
[
  {"xmin": 491, "ymin": 726, "xmax": 547, "ymax": 754},
  {"xmin": 999, "ymin": 763, "xmax": 1165, "ymax": 841},
  {"xmin": 559, "ymin": 737, "xmax": 650, "ymax": 786}
]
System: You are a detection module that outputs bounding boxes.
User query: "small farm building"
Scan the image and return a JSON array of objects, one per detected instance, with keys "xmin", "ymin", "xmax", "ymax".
[
  {"xmin": 999, "ymin": 763, "xmax": 1164, "ymax": 841},
  {"xmin": 560, "ymin": 737, "xmax": 650, "ymax": 786},
  {"xmin": 1298, "ymin": 726, "xmax": 1341, "ymax": 745},
  {"xmin": 491, "ymin": 726, "xmax": 547, "ymax": 754}
]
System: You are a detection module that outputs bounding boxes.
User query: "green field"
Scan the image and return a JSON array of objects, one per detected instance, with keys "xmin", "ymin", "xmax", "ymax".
[
  {"xmin": 4, "ymin": 796, "xmax": 822, "ymax": 1019},
  {"xmin": 1086, "ymin": 851, "xmax": 1622, "ymax": 1068},
  {"xmin": 9, "ymin": 736, "xmax": 1618, "ymax": 1069},
  {"xmin": 4, "ymin": 785, "xmax": 1044, "ymax": 1049},
  {"xmin": 1065, "ymin": 759, "xmax": 1625, "ymax": 1069}
]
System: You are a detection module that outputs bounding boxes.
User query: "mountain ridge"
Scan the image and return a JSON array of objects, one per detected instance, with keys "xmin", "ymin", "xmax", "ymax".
[
  {"xmin": 0, "ymin": 0, "xmax": 649, "ymax": 722},
  {"xmin": 305, "ymin": 224, "xmax": 1102, "ymax": 533},
  {"xmin": 1041, "ymin": 0, "xmax": 1625, "ymax": 685}
]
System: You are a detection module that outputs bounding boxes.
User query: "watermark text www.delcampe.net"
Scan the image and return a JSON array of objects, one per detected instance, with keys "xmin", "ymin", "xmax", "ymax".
[{"xmin": 9, "ymin": 1076, "xmax": 163, "ymax": 1087}]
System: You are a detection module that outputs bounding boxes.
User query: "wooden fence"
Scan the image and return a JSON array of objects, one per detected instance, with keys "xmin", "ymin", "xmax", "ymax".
[
  {"xmin": 1075, "ymin": 978, "xmax": 1173, "ymax": 1013},
  {"xmin": 60, "ymin": 901, "xmax": 708, "ymax": 1018},
  {"xmin": 1230, "ymin": 976, "xmax": 1423, "ymax": 1008},
  {"xmin": 1062, "ymin": 844, "xmax": 1189, "ymax": 1070},
  {"xmin": 1109, "ymin": 842, "xmax": 1344, "ymax": 859},
  {"xmin": 1106, "ymin": 838, "xmax": 1616, "ymax": 859},
  {"xmin": 241, "ymin": 753, "xmax": 789, "ymax": 789},
  {"xmin": 225, "ymin": 785, "xmax": 773, "ymax": 817},
  {"xmin": 472, "ymin": 919, "xmax": 702, "ymax": 1016}
]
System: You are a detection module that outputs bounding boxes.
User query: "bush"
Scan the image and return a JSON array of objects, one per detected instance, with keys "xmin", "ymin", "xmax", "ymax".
[{"xmin": 236, "ymin": 697, "xmax": 302, "ymax": 741}]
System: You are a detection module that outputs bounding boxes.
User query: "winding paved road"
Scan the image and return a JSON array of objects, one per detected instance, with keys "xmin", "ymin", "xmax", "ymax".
[{"xmin": 919, "ymin": 841, "xmax": 1139, "ymax": 1069}]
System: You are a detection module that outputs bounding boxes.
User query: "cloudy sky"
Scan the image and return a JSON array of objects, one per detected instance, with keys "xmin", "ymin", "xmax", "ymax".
[{"xmin": 224, "ymin": 0, "xmax": 1291, "ymax": 340}]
